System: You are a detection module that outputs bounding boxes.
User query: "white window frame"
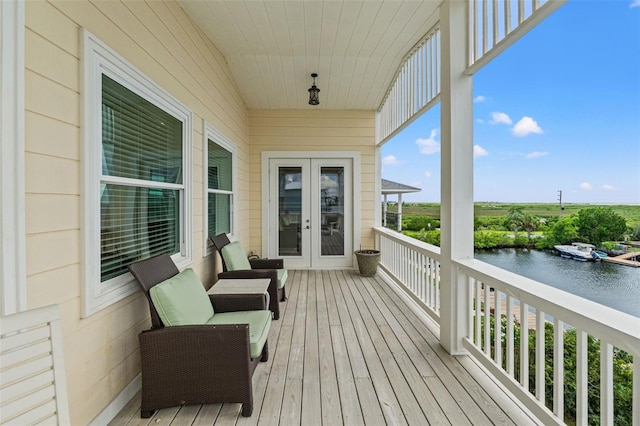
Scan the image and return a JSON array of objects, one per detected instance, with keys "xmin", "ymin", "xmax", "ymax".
[
  {"xmin": 81, "ymin": 30, "xmax": 192, "ymax": 317},
  {"xmin": 203, "ymin": 122, "xmax": 237, "ymax": 256},
  {"xmin": 0, "ymin": 0, "xmax": 26, "ymax": 315}
]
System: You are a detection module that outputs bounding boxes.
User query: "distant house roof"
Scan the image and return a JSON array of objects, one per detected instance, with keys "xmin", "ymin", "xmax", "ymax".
[{"xmin": 381, "ymin": 179, "xmax": 421, "ymax": 194}]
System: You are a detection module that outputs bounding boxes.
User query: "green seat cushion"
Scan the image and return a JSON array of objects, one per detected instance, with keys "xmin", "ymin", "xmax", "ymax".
[
  {"xmin": 277, "ymin": 269, "xmax": 288, "ymax": 289},
  {"xmin": 207, "ymin": 310, "xmax": 271, "ymax": 358},
  {"xmin": 221, "ymin": 241, "xmax": 252, "ymax": 271},
  {"xmin": 149, "ymin": 268, "xmax": 214, "ymax": 326}
]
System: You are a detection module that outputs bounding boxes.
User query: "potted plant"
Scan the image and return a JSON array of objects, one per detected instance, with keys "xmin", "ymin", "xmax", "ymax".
[{"xmin": 354, "ymin": 248, "xmax": 381, "ymax": 277}]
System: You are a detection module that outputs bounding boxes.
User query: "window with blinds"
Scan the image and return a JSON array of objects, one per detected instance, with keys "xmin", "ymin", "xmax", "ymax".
[
  {"xmin": 207, "ymin": 139, "xmax": 233, "ymax": 238},
  {"xmin": 100, "ymin": 75, "xmax": 183, "ymax": 282}
]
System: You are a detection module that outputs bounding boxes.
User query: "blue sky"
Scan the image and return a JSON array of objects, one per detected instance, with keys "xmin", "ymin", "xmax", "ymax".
[{"xmin": 382, "ymin": 0, "xmax": 640, "ymax": 204}]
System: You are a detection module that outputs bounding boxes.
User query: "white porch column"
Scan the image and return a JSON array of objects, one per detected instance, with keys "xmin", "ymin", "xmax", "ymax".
[
  {"xmin": 439, "ymin": 0, "xmax": 474, "ymax": 354},
  {"xmin": 397, "ymin": 194, "xmax": 403, "ymax": 232}
]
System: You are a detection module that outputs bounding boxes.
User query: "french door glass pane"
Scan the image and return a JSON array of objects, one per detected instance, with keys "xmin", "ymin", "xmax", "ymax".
[
  {"xmin": 320, "ymin": 167, "xmax": 344, "ymax": 256},
  {"xmin": 278, "ymin": 167, "xmax": 302, "ymax": 256},
  {"xmin": 101, "ymin": 184, "xmax": 180, "ymax": 281}
]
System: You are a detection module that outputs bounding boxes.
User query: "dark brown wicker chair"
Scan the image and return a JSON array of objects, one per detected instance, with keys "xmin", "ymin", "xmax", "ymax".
[
  {"xmin": 128, "ymin": 254, "xmax": 269, "ymax": 418},
  {"xmin": 211, "ymin": 234, "xmax": 287, "ymax": 320}
]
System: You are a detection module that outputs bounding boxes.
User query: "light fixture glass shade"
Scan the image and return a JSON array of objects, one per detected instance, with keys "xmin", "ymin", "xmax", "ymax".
[{"xmin": 308, "ymin": 73, "xmax": 320, "ymax": 105}]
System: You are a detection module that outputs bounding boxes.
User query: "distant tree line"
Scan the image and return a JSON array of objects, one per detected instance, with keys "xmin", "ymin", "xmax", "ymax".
[{"xmin": 402, "ymin": 206, "xmax": 634, "ymax": 249}]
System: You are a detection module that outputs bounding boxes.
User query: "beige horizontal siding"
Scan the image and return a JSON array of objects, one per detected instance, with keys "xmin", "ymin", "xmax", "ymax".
[{"xmin": 24, "ymin": 0, "xmax": 249, "ymax": 424}]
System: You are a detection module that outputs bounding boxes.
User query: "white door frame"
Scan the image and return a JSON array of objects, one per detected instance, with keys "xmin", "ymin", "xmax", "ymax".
[{"xmin": 261, "ymin": 151, "xmax": 361, "ymax": 269}]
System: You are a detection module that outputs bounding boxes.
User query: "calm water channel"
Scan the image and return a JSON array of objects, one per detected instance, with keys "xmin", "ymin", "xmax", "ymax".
[{"xmin": 475, "ymin": 249, "xmax": 640, "ymax": 318}]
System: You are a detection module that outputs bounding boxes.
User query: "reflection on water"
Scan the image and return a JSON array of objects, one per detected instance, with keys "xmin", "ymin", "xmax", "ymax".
[{"xmin": 475, "ymin": 249, "xmax": 640, "ymax": 318}]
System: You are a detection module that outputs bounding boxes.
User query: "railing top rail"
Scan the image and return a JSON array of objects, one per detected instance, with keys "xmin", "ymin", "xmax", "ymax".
[
  {"xmin": 374, "ymin": 226, "xmax": 441, "ymax": 261},
  {"xmin": 456, "ymin": 258, "xmax": 640, "ymax": 354}
]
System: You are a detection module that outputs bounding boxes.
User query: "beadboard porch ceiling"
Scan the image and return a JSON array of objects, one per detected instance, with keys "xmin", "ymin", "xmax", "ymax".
[{"xmin": 180, "ymin": 0, "xmax": 440, "ymax": 110}]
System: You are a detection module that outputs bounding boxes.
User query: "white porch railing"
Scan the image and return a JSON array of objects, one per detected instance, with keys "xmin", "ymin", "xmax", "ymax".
[
  {"xmin": 374, "ymin": 227, "xmax": 639, "ymax": 425},
  {"xmin": 375, "ymin": 227, "xmax": 441, "ymax": 323},
  {"xmin": 467, "ymin": 0, "xmax": 566, "ymax": 73},
  {"xmin": 376, "ymin": 23, "xmax": 441, "ymax": 144}
]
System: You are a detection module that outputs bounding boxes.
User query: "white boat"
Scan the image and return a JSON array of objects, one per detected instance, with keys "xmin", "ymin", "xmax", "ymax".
[{"xmin": 554, "ymin": 242, "xmax": 601, "ymax": 261}]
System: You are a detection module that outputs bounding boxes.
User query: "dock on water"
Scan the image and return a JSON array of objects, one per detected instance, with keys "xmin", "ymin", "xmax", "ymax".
[{"xmin": 602, "ymin": 251, "xmax": 640, "ymax": 267}]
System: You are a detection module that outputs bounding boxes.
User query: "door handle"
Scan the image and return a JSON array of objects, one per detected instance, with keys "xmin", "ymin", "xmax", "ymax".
[{"xmin": 305, "ymin": 225, "xmax": 310, "ymax": 229}]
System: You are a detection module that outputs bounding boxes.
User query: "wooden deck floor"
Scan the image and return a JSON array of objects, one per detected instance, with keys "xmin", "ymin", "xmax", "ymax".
[{"xmin": 110, "ymin": 270, "xmax": 539, "ymax": 425}]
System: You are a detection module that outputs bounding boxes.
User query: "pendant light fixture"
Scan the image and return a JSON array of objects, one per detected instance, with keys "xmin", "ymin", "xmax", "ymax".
[{"xmin": 308, "ymin": 73, "xmax": 320, "ymax": 105}]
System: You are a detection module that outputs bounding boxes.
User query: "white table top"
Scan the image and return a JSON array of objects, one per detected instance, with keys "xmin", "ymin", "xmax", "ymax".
[{"xmin": 207, "ymin": 278, "xmax": 270, "ymax": 295}]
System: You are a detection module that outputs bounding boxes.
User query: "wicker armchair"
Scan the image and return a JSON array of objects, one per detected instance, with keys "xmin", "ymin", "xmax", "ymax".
[
  {"xmin": 128, "ymin": 254, "xmax": 270, "ymax": 418},
  {"xmin": 211, "ymin": 234, "xmax": 287, "ymax": 320}
]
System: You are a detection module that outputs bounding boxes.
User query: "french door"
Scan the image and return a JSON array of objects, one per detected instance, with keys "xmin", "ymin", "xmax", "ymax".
[{"xmin": 267, "ymin": 158, "xmax": 353, "ymax": 268}]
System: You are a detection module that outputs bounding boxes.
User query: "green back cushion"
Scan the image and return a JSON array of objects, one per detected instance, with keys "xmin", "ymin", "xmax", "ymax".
[
  {"xmin": 221, "ymin": 241, "xmax": 251, "ymax": 270},
  {"xmin": 149, "ymin": 268, "xmax": 214, "ymax": 326}
]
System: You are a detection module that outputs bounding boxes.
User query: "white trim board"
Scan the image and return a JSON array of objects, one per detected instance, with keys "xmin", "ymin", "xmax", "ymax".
[
  {"xmin": 89, "ymin": 374, "xmax": 141, "ymax": 426},
  {"xmin": 0, "ymin": 0, "xmax": 26, "ymax": 315}
]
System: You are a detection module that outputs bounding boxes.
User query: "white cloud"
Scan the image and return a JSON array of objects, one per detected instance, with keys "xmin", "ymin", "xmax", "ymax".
[
  {"xmin": 474, "ymin": 95, "xmax": 487, "ymax": 103},
  {"xmin": 603, "ymin": 184, "xmax": 618, "ymax": 191},
  {"xmin": 489, "ymin": 112, "xmax": 512, "ymax": 125},
  {"xmin": 424, "ymin": 170, "xmax": 432, "ymax": 178},
  {"xmin": 474, "ymin": 145, "xmax": 489, "ymax": 158},
  {"xmin": 476, "ymin": 118, "xmax": 485, "ymax": 124},
  {"xmin": 383, "ymin": 155, "xmax": 400, "ymax": 165},
  {"xmin": 631, "ymin": 0, "xmax": 640, "ymax": 8},
  {"xmin": 580, "ymin": 182, "xmax": 592, "ymax": 190},
  {"xmin": 416, "ymin": 129, "xmax": 441, "ymax": 155},
  {"xmin": 525, "ymin": 151, "xmax": 548, "ymax": 159},
  {"xmin": 511, "ymin": 116, "xmax": 543, "ymax": 137}
]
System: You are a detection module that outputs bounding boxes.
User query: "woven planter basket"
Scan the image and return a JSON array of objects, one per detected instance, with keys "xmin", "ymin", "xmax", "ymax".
[{"xmin": 354, "ymin": 250, "xmax": 380, "ymax": 277}]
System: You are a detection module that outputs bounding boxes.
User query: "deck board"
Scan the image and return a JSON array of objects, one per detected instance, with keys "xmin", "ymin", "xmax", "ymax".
[{"xmin": 109, "ymin": 269, "xmax": 540, "ymax": 426}]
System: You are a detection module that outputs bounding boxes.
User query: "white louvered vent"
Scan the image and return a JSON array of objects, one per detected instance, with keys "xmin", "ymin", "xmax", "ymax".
[{"xmin": 1, "ymin": 305, "xmax": 69, "ymax": 425}]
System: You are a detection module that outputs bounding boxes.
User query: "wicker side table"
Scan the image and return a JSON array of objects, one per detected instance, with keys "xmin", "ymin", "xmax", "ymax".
[{"xmin": 207, "ymin": 278, "xmax": 271, "ymax": 311}]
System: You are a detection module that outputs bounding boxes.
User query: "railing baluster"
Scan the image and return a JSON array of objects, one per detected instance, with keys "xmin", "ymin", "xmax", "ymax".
[
  {"xmin": 495, "ymin": 290, "xmax": 502, "ymax": 366},
  {"xmin": 520, "ymin": 302, "xmax": 529, "ymax": 388},
  {"xmin": 600, "ymin": 342, "xmax": 613, "ymax": 425},
  {"xmin": 475, "ymin": 279, "xmax": 481, "ymax": 347},
  {"xmin": 536, "ymin": 309, "xmax": 545, "ymax": 404},
  {"xmin": 576, "ymin": 330, "xmax": 588, "ymax": 424},
  {"xmin": 468, "ymin": 276, "xmax": 474, "ymax": 341},
  {"xmin": 432, "ymin": 258, "xmax": 437, "ymax": 309},
  {"xmin": 472, "ymin": 0, "xmax": 478, "ymax": 64},
  {"xmin": 634, "ymin": 358, "xmax": 639, "ymax": 426},
  {"xmin": 492, "ymin": 0, "xmax": 499, "ymax": 49},
  {"xmin": 435, "ymin": 260, "xmax": 440, "ymax": 313},
  {"xmin": 506, "ymin": 295, "xmax": 514, "ymax": 376},
  {"xmin": 484, "ymin": 283, "xmax": 491, "ymax": 355},
  {"xmin": 553, "ymin": 318, "xmax": 564, "ymax": 420},
  {"xmin": 482, "ymin": 0, "xmax": 489, "ymax": 54},
  {"xmin": 504, "ymin": 0, "xmax": 512, "ymax": 35},
  {"xmin": 518, "ymin": 0, "xmax": 525, "ymax": 24}
]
